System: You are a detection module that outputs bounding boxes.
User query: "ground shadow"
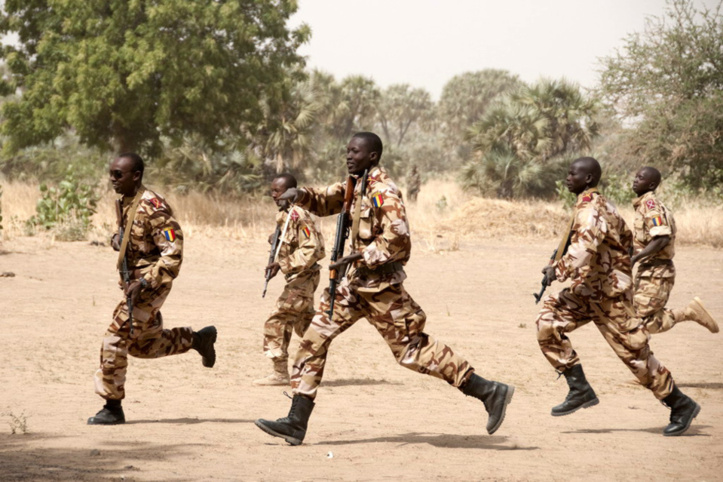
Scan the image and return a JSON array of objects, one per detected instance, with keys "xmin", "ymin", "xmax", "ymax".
[
  {"xmin": 126, "ymin": 417, "xmax": 254, "ymax": 425},
  {"xmin": 0, "ymin": 433, "xmax": 202, "ymax": 481},
  {"xmin": 315, "ymin": 432, "xmax": 539, "ymax": 451},
  {"xmin": 678, "ymin": 382, "xmax": 723, "ymax": 390},
  {"xmin": 320, "ymin": 378, "xmax": 403, "ymax": 388},
  {"xmin": 562, "ymin": 424, "xmax": 710, "ymax": 437}
]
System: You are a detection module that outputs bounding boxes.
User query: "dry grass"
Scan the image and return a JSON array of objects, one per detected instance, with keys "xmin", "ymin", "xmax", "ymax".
[{"xmin": 2, "ymin": 178, "xmax": 722, "ymax": 249}]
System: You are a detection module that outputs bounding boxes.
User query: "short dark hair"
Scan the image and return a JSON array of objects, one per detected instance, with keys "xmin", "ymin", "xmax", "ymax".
[
  {"xmin": 572, "ymin": 156, "xmax": 602, "ymax": 187},
  {"xmin": 352, "ymin": 132, "xmax": 383, "ymax": 160},
  {"xmin": 118, "ymin": 152, "xmax": 145, "ymax": 175},
  {"xmin": 273, "ymin": 173, "xmax": 297, "ymax": 189},
  {"xmin": 640, "ymin": 166, "xmax": 662, "ymax": 186}
]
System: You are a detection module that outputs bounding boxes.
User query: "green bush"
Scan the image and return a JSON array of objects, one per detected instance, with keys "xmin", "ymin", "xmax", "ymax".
[{"xmin": 26, "ymin": 169, "xmax": 98, "ymax": 240}]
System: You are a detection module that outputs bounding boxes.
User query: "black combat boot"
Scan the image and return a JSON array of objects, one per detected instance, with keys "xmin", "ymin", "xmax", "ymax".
[
  {"xmin": 461, "ymin": 373, "xmax": 515, "ymax": 435},
  {"xmin": 662, "ymin": 385, "xmax": 700, "ymax": 436},
  {"xmin": 87, "ymin": 399, "xmax": 125, "ymax": 425},
  {"xmin": 192, "ymin": 326, "xmax": 217, "ymax": 368},
  {"xmin": 255, "ymin": 395, "xmax": 315, "ymax": 446},
  {"xmin": 551, "ymin": 364, "xmax": 599, "ymax": 416}
]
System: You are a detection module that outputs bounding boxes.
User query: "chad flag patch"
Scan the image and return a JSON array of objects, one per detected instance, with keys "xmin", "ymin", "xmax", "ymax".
[
  {"xmin": 371, "ymin": 192, "xmax": 384, "ymax": 208},
  {"xmin": 652, "ymin": 215, "xmax": 664, "ymax": 227},
  {"xmin": 302, "ymin": 226, "xmax": 311, "ymax": 238},
  {"xmin": 163, "ymin": 228, "xmax": 176, "ymax": 242}
]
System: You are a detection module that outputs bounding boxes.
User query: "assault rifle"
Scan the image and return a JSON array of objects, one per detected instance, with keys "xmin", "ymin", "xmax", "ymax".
[
  {"xmin": 115, "ymin": 200, "xmax": 134, "ymax": 336},
  {"xmin": 533, "ymin": 249, "xmax": 557, "ymax": 304},
  {"xmin": 262, "ymin": 225, "xmax": 281, "ymax": 298},
  {"xmin": 327, "ymin": 173, "xmax": 366, "ymax": 321},
  {"xmin": 262, "ymin": 207, "xmax": 293, "ymax": 298}
]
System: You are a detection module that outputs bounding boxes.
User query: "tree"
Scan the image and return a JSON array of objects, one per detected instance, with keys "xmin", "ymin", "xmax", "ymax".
[
  {"xmin": 598, "ymin": 0, "xmax": 723, "ymax": 189},
  {"xmin": 463, "ymin": 79, "xmax": 598, "ymax": 198},
  {"xmin": 0, "ymin": 0, "xmax": 310, "ymax": 156},
  {"xmin": 438, "ymin": 69, "xmax": 523, "ymax": 162},
  {"xmin": 376, "ymin": 84, "xmax": 433, "ymax": 149}
]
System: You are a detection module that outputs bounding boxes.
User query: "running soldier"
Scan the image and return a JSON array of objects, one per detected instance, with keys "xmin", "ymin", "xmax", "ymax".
[
  {"xmin": 631, "ymin": 166, "xmax": 718, "ymax": 335},
  {"xmin": 536, "ymin": 157, "xmax": 701, "ymax": 436},
  {"xmin": 255, "ymin": 132, "xmax": 514, "ymax": 445},
  {"xmin": 255, "ymin": 174, "xmax": 325, "ymax": 386},
  {"xmin": 88, "ymin": 153, "xmax": 217, "ymax": 425}
]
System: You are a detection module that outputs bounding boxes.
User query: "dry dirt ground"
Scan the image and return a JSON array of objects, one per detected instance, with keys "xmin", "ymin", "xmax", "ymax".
[{"xmin": 1, "ymin": 233, "xmax": 722, "ymax": 481}]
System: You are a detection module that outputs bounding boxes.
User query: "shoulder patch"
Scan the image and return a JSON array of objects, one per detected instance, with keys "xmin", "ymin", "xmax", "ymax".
[
  {"xmin": 581, "ymin": 194, "xmax": 592, "ymax": 203},
  {"xmin": 371, "ymin": 192, "xmax": 384, "ymax": 208},
  {"xmin": 302, "ymin": 226, "xmax": 311, "ymax": 238},
  {"xmin": 645, "ymin": 199, "xmax": 656, "ymax": 210},
  {"xmin": 163, "ymin": 228, "xmax": 176, "ymax": 242},
  {"xmin": 149, "ymin": 198, "xmax": 162, "ymax": 209},
  {"xmin": 290, "ymin": 209, "xmax": 300, "ymax": 221}
]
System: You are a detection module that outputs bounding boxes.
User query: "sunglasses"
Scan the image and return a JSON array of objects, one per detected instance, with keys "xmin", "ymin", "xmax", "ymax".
[{"xmin": 110, "ymin": 169, "xmax": 131, "ymax": 180}]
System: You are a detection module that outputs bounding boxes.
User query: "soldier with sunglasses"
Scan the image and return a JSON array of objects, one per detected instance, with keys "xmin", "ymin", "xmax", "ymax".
[{"xmin": 88, "ymin": 153, "xmax": 217, "ymax": 425}]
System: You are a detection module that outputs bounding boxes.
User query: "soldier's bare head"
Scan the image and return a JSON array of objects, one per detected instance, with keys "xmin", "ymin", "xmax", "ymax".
[
  {"xmin": 632, "ymin": 166, "xmax": 661, "ymax": 196},
  {"xmin": 270, "ymin": 173, "xmax": 297, "ymax": 208},
  {"xmin": 110, "ymin": 152, "xmax": 144, "ymax": 196},
  {"xmin": 347, "ymin": 132, "xmax": 383, "ymax": 175},
  {"xmin": 566, "ymin": 157, "xmax": 602, "ymax": 195}
]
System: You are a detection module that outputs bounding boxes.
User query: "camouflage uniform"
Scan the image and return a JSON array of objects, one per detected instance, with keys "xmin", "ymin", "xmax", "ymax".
[
  {"xmin": 262, "ymin": 206, "xmax": 325, "ymax": 364},
  {"xmin": 632, "ymin": 191, "xmax": 677, "ymax": 334},
  {"xmin": 536, "ymin": 188, "xmax": 674, "ymax": 400},
  {"xmin": 291, "ymin": 166, "xmax": 473, "ymax": 400},
  {"xmin": 93, "ymin": 187, "xmax": 193, "ymax": 400}
]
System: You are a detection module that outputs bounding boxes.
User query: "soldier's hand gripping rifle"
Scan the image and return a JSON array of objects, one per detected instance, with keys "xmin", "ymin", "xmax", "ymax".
[
  {"xmin": 115, "ymin": 200, "xmax": 134, "ymax": 336},
  {"xmin": 262, "ymin": 208, "xmax": 292, "ymax": 298},
  {"xmin": 326, "ymin": 176, "xmax": 359, "ymax": 321},
  {"xmin": 533, "ymin": 249, "xmax": 557, "ymax": 304}
]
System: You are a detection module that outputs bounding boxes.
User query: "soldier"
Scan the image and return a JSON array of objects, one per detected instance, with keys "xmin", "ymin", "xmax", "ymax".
[
  {"xmin": 88, "ymin": 153, "xmax": 217, "ymax": 425},
  {"xmin": 255, "ymin": 132, "xmax": 514, "ymax": 445},
  {"xmin": 407, "ymin": 165, "xmax": 421, "ymax": 202},
  {"xmin": 536, "ymin": 157, "xmax": 701, "ymax": 436},
  {"xmin": 255, "ymin": 173, "xmax": 325, "ymax": 386},
  {"xmin": 631, "ymin": 166, "xmax": 718, "ymax": 335}
]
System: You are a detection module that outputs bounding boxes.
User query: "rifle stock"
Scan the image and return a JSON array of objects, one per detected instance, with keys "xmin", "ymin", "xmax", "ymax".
[
  {"xmin": 116, "ymin": 200, "xmax": 134, "ymax": 336},
  {"xmin": 327, "ymin": 176, "xmax": 358, "ymax": 320}
]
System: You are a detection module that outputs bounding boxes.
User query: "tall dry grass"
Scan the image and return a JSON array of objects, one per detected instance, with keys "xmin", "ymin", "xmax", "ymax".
[{"xmin": 2, "ymin": 178, "xmax": 722, "ymax": 249}]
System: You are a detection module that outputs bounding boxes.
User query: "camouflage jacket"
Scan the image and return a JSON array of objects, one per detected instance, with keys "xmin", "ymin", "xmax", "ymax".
[
  {"xmin": 296, "ymin": 166, "xmax": 411, "ymax": 289},
  {"xmin": 275, "ymin": 205, "xmax": 325, "ymax": 279},
  {"xmin": 633, "ymin": 191, "xmax": 676, "ymax": 278},
  {"xmin": 121, "ymin": 187, "xmax": 183, "ymax": 289},
  {"xmin": 554, "ymin": 188, "xmax": 633, "ymax": 300}
]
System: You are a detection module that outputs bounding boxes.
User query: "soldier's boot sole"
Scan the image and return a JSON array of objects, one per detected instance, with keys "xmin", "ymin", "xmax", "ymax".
[
  {"xmin": 664, "ymin": 402, "xmax": 701, "ymax": 437},
  {"xmin": 551, "ymin": 395, "xmax": 599, "ymax": 417},
  {"xmin": 691, "ymin": 297, "xmax": 719, "ymax": 333},
  {"xmin": 486, "ymin": 385, "xmax": 515, "ymax": 435},
  {"xmin": 254, "ymin": 419, "xmax": 303, "ymax": 446}
]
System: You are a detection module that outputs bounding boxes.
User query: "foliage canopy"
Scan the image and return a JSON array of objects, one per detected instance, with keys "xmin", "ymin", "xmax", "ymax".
[{"xmin": 0, "ymin": 0, "xmax": 310, "ymax": 157}]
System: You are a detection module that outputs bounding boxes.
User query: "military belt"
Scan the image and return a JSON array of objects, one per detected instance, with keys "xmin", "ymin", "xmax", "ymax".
[{"xmin": 355, "ymin": 261, "xmax": 404, "ymax": 278}]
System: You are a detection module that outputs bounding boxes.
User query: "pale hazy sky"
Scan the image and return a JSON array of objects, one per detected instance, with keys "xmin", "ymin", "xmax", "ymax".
[{"xmin": 290, "ymin": 0, "xmax": 719, "ymax": 99}]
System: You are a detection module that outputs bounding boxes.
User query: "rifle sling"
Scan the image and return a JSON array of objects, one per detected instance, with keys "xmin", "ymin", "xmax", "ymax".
[
  {"xmin": 350, "ymin": 170, "xmax": 367, "ymax": 250},
  {"xmin": 116, "ymin": 187, "xmax": 146, "ymax": 270}
]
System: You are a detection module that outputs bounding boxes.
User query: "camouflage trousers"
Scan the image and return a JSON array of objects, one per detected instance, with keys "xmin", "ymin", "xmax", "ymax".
[
  {"xmin": 634, "ymin": 271, "xmax": 676, "ymax": 335},
  {"xmin": 536, "ymin": 288, "xmax": 674, "ymax": 400},
  {"xmin": 291, "ymin": 280, "xmax": 474, "ymax": 400},
  {"xmin": 93, "ymin": 282, "xmax": 194, "ymax": 400},
  {"xmin": 263, "ymin": 269, "xmax": 320, "ymax": 363}
]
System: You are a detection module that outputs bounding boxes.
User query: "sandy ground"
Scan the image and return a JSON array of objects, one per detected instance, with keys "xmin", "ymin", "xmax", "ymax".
[{"xmin": 1, "ymin": 231, "xmax": 722, "ymax": 481}]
